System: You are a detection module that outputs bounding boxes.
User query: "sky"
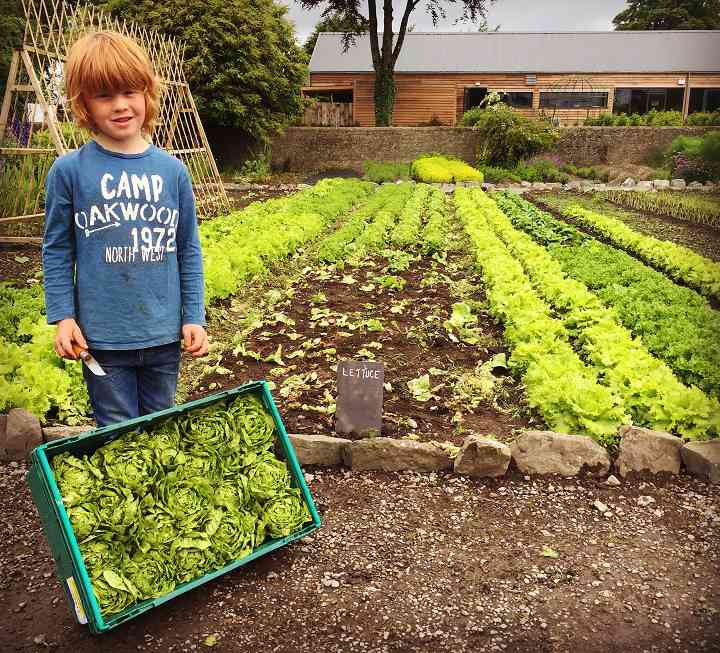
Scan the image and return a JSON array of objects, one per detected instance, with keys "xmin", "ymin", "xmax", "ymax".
[{"xmin": 282, "ymin": 0, "xmax": 630, "ymax": 45}]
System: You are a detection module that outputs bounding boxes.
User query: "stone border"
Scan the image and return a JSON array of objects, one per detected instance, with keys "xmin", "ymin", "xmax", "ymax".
[
  {"xmin": 3, "ymin": 417, "xmax": 718, "ymax": 484},
  {"xmin": 285, "ymin": 426, "xmax": 719, "ymax": 484}
]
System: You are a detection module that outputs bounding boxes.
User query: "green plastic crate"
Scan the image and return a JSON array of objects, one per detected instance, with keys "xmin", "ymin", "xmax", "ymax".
[{"xmin": 27, "ymin": 380, "xmax": 321, "ymax": 634}]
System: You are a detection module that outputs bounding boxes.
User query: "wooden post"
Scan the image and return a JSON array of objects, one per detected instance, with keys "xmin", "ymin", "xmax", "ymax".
[
  {"xmin": 0, "ymin": 50, "xmax": 20, "ymax": 136},
  {"xmin": 21, "ymin": 49, "xmax": 66, "ymax": 155},
  {"xmin": 682, "ymin": 73, "xmax": 691, "ymax": 119}
]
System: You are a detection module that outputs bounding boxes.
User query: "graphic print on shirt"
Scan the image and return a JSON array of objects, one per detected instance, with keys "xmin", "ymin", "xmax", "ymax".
[{"xmin": 73, "ymin": 169, "xmax": 179, "ymax": 265}]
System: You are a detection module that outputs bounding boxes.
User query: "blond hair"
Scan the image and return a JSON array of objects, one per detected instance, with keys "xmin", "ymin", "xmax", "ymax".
[{"xmin": 65, "ymin": 31, "xmax": 160, "ymax": 133}]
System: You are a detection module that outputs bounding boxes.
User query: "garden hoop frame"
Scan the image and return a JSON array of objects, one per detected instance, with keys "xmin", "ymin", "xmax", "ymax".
[{"xmin": 0, "ymin": 0, "xmax": 229, "ymax": 245}]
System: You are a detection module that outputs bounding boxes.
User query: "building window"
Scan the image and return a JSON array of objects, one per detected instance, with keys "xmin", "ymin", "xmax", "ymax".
[
  {"xmin": 497, "ymin": 91, "xmax": 533, "ymax": 108},
  {"xmin": 464, "ymin": 87, "xmax": 488, "ymax": 111},
  {"xmin": 539, "ymin": 91, "xmax": 608, "ymax": 109},
  {"xmin": 613, "ymin": 88, "xmax": 684, "ymax": 114},
  {"xmin": 689, "ymin": 88, "xmax": 720, "ymax": 113}
]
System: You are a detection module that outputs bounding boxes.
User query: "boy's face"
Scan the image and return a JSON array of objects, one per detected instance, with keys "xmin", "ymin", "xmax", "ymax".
[{"xmin": 85, "ymin": 88, "xmax": 146, "ymax": 146}]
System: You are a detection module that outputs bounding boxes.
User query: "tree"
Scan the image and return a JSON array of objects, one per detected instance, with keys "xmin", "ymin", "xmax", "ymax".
[
  {"xmin": 93, "ymin": 0, "xmax": 308, "ymax": 141},
  {"xmin": 304, "ymin": 11, "xmax": 369, "ymax": 57},
  {"xmin": 299, "ymin": 0, "xmax": 493, "ymax": 126},
  {"xmin": 0, "ymin": 0, "xmax": 24, "ymax": 101},
  {"xmin": 613, "ymin": 0, "xmax": 720, "ymax": 30}
]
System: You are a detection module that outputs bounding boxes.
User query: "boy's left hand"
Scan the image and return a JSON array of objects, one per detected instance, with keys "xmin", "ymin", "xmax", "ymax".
[{"xmin": 182, "ymin": 324, "xmax": 209, "ymax": 357}]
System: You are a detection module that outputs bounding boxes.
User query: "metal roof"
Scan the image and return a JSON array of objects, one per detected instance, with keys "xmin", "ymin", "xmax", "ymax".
[{"xmin": 309, "ymin": 31, "xmax": 720, "ymax": 74}]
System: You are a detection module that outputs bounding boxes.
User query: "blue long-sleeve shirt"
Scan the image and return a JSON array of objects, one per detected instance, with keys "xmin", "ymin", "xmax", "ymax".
[{"xmin": 42, "ymin": 140, "xmax": 205, "ymax": 350}]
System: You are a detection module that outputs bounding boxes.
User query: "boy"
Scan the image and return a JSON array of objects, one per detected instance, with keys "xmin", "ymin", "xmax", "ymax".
[{"xmin": 42, "ymin": 31, "xmax": 208, "ymax": 427}]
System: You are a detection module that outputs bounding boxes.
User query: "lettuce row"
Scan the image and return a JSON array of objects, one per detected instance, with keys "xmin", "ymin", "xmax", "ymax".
[
  {"xmin": 562, "ymin": 204, "xmax": 720, "ymax": 300},
  {"xmin": 53, "ymin": 394, "xmax": 311, "ymax": 617},
  {"xmin": 485, "ymin": 191, "xmax": 720, "ymax": 440},
  {"xmin": 349, "ymin": 182, "xmax": 416, "ymax": 254},
  {"xmin": 389, "ymin": 183, "xmax": 431, "ymax": 247},
  {"xmin": 201, "ymin": 178, "xmax": 374, "ymax": 301},
  {"xmin": 496, "ymin": 193, "xmax": 720, "ymax": 396},
  {"xmin": 421, "ymin": 186, "xmax": 451, "ymax": 254},
  {"xmin": 315, "ymin": 182, "xmax": 412, "ymax": 262},
  {"xmin": 455, "ymin": 188, "xmax": 627, "ymax": 443}
]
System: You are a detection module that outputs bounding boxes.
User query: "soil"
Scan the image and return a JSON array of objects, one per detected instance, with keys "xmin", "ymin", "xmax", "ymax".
[
  {"xmin": 532, "ymin": 192, "xmax": 720, "ymax": 263},
  {"xmin": 0, "ymin": 243, "xmax": 43, "ymax": 285},
  {"xmin": 186, "ymin": 241, "xmax": 537, "ymax": 447},
  {"xmin": 2, "ymin": 460, "xmax": 719, "ymax": 653}
]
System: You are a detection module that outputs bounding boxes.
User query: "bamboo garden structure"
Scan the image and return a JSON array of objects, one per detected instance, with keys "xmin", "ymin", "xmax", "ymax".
[{"xmin": 0, "ymin": 0, "xmax": 229, "ymax": 244}]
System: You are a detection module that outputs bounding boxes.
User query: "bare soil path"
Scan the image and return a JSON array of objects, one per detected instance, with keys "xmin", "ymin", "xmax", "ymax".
[{"xmin": 2, "ymin": 461, "xmax": 718, "ymax": 653}]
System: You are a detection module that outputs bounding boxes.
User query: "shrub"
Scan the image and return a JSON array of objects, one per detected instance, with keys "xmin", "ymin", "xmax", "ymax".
[
  {"xmin": 461, "ymin": 102, "xmax": 559, "ymax": 167},
  {"xmin": 476, "ymin": 165, "xmax": 520, "ymax": 183},
  {"xmin": 362, "ymin": 160, "xmax": 411, "ymax": 183},
  {"xmin": 687, "ymin": 112, "xmax": 720, "ymax": 126},
  {"xmin": 646, "ymin": 110, "xmax": 684, "ymax": 127},
  {"xmin": 668, "ymin": 130, "xmax": 720, "ymax": 181},
  {"xmin": 410, "ymin": 155, "xmax": 484, "ymax": 183},
  {"xmin": 629, "ymin": 113, "xmax": 644, "ymax": 126},
  {"xmin": 614, "ymin": 113, "xmax": 630, "ymax": 126}
]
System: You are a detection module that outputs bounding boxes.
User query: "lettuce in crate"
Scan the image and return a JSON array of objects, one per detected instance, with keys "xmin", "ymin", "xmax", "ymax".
[{"xmin": 52, "ymin": 393, "xmax": 311, "ymax": 617}]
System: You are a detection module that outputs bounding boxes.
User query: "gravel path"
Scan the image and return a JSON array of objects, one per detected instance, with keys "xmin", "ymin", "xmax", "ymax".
[{"xmin": 2, "ymin": 460, "xmax": 719, "ymax": 653}]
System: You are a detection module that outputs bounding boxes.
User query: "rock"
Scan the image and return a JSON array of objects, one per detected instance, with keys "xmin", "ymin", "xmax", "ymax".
[
  {"xmin": 480, "ymin": 182, "xmax": 494, "ymax": 191},
  {"xmin": 591, "ymin": 184, "xmax": 607, "ymax": 191},
  {"xmin": 681, "ymin": 441, "xmax": 720, "ymax": 484},
  {"xmin": 1, "ymin": 409, "xmax": 42, "ymax": 461},
  {"xmin": 42, "ymin": 425, "xmax": 94, "ymax": 442},
  {"xmin": 509, "ymin": 430, "xmax": 611, "ymax": 477},
  {"xmin": 637, "ymin": 495, "xmax": 655, "ymax": 507},
  {"xmin": 344, "ymin": 438, "xmax": 452, "ymax": 473},
  {"xmin": 580, "ymin": 179, "xmax": 594, "ymax": 188},
  {"xmin": 593, "ymin": 499, "xmax": 609, "ymax": 513},
  {"xmin": 440, "ymin": 183, "xmax": 455, "ymax": 193},
  {"xmin": 616, "ymin": 425, "xmax": 682, "ymax": 478},
  {"xmin": 635, "ymin": 181, "xmax": 653, "ymax": 191},
  {"xmin": 520, "ymin": 181, "xmax": 532, "ymax": 187},
  {"xmin": 288, "ymin": 433, "xmax": 350, "ymax": 467},
  {"xmin": 669, "ymin": 178, "xmax": 686, "ymax": 190},
  {"xmin": 453, "ymin": 435, "xmax": 511, "ymax": 478},
  {"xmin": 621, "ymin": 177, "xmax": 636, "ymax": 188},
  {"xmin": 606, "ymin": 474, "xmax": 621, "ymax": 486},
  {"xmin": 688, "ymin": 181, "xmax": 704, "ymax": 190},
  {"xmin": 652, "ymin": 179, "xmax": 670, "ymax": 190},
  {"xmin": 531, "ymin": 182, "xmax": 547, "ymax": 190},
  {"xmin": 565, "ymin": 180, "xmax": 583, "ymax": 190},
  {"xmin": 546, "ymin": 182, "xmax": 563, "ymax": 190}
]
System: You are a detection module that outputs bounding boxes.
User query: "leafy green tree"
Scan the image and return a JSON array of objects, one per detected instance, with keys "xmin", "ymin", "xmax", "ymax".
[
  {"xmin": 0, "ymin": 0, "xmax": 24, "ymax": 100},
  {"xmin": 304, "ymin": 11, "xmax": 369, "ymax": 57},
  {"xmin": 299, "ymin": 0, "xmax": 493, "ymax": 126},
  {"xmin": 93, "ymin": 0, "xmax": 308, "ymax": 141},
  {"xmin": 613, "ymin": 0, "xmax": 720, "ymax": 29}
]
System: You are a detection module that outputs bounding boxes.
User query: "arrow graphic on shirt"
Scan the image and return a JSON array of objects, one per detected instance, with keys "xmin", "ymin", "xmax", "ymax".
[{"xmin": 84, "ymin": 222, "xmax": 120, "ymax": 238}]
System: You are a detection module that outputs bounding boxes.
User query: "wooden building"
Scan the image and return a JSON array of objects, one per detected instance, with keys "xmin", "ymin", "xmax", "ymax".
[{"xmin": 305, "ymin": 31, "xmax": 720, "ymax": 126}]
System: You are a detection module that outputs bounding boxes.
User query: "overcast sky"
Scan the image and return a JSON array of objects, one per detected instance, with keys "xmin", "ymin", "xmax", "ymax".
[{"xmin": 283, "ymin": 0, "xmax": 630, "ymax": 44}]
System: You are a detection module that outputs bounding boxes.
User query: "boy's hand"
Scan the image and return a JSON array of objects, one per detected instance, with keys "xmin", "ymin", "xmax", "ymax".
[
  {"xmin": 182, "ymin": 324, "xmax": 209, "ymax": 357},
  {"xmin": 54, "ymin": 318, "xmax": 88, "ymax": 359}
]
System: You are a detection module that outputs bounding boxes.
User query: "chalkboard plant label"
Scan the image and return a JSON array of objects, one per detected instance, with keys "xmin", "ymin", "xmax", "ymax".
[{"xmin": 336, "ymin": 360, "xmax": 384, "ymax": 438}]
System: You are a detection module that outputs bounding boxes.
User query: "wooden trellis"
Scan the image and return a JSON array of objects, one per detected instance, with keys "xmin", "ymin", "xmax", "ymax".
[{"xmin": 0, "ymin": 0, "xmax": 229, "ymax": 245}]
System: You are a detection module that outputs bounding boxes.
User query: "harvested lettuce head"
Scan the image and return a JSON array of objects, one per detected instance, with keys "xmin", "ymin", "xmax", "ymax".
[{"xmin": 52, "ymin": 391, "xmax": 312, "ymax": 618}]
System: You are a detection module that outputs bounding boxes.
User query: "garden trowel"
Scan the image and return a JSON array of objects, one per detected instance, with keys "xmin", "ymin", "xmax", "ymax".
[{"xmin": 71, "ymin": 343, "xmax": 106, "ymax": 376}]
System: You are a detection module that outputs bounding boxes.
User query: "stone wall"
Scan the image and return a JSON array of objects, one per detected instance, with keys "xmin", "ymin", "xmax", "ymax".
[
  {"xmin": 270, "ymin": 127, "xmax": 478, "ymax": 173},
  {"xmin": 269, "ymin": 126, "xmax": 713, "ymax": 172},
  {"xmin": 552, "ymin": 126, "xmax": 712, "ymax": 166}
]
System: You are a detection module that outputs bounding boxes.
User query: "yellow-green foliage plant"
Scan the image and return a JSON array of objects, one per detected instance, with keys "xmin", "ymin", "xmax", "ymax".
[{"xmin": 411, "ymin": 155, "xmax": 484, "ymax": 183}]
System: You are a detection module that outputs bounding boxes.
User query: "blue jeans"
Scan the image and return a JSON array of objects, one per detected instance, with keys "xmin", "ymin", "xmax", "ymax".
[{"xmin": 82, "ymin": 341, "xmax": 181, "ymax": 428}]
